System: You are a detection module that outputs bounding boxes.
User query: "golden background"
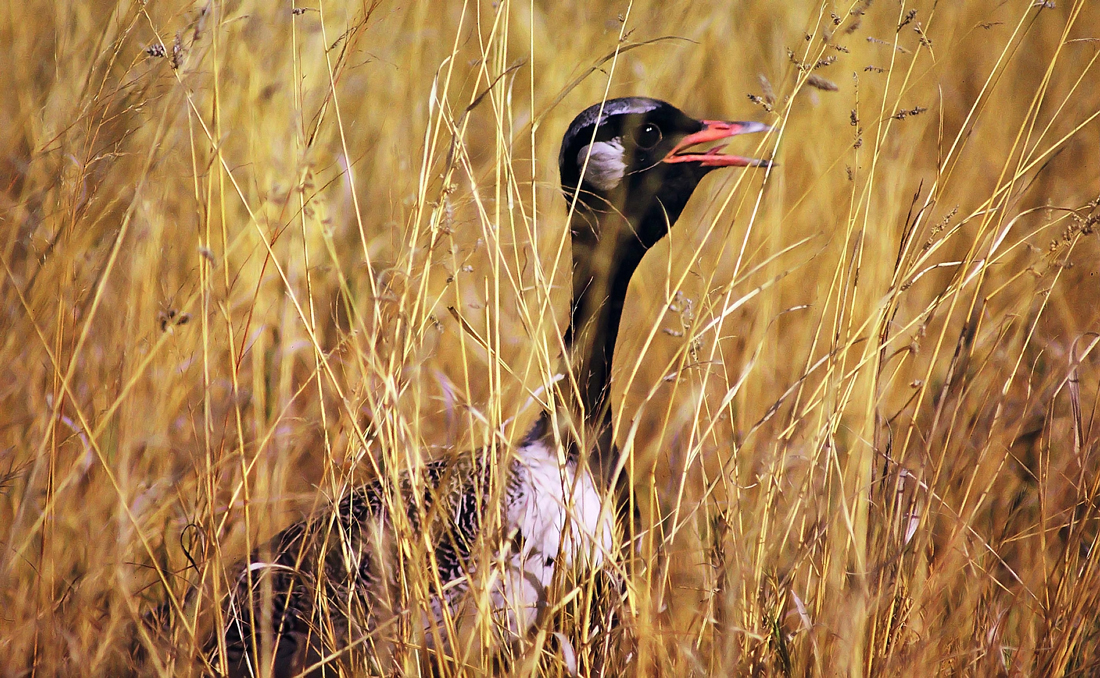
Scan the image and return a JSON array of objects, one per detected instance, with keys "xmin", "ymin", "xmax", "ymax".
[{"xmin": 2, "ymin": 0, "xmax": 1099, "ymax": 674}]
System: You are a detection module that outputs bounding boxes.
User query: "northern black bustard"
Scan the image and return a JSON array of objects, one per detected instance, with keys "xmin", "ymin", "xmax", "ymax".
[{"xmin": 212, "ymin": 97, "xmax": 770, "ymax": 677}]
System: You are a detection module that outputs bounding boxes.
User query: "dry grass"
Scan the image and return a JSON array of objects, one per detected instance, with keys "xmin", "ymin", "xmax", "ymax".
[{"xmin": 3, "ymin": 0, "xmax": 1100, "ymax": 675}]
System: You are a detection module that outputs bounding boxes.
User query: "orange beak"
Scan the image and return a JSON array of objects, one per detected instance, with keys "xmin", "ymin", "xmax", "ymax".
[{"xmin": 663, "ymin": 120, "xmax": 771, "ymax": 168}]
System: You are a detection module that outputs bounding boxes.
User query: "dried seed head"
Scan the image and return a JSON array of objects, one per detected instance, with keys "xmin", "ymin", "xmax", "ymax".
[
  {"xmin": 898, "ymin": 9, "xmax": 918, "ymax": 31},
  {"xmin": 758, "ymin": 74, "xmax": 777, "ymax": 105},
  {"xmin": 807, "ymin": 75, "xmax": 839, "ymax": 92},
  {"xmin": 893, "ymin": 106, "xmax": 928, "ymax": 120}
]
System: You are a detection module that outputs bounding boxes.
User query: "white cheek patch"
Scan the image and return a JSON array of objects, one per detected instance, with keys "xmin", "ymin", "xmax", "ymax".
[{"xmin": 576, "ymin": 139, "xmax": 626, "ymax": 192}]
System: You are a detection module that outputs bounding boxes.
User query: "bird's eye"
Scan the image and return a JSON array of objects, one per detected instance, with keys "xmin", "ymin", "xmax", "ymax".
[{"xmin": 633, "ymin": 123, "xmax": 662, "ymax": 150}]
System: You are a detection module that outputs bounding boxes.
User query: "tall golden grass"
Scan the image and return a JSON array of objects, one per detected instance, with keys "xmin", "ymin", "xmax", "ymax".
[{"xmin": 2, "ymin": 0, "xmax": 1100, "ymax": 674}]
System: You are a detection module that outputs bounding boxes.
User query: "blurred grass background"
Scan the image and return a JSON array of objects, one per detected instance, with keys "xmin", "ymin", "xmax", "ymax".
[{"xmin": 2, "ymin": 0, "xmax": 1100, "ymax": 674}]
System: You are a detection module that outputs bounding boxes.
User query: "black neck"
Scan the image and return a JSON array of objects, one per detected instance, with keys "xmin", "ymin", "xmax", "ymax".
[
  {"xmin": 552, "ymin": 168, "xmax": 708, "ymax": 483},
  {"xmin": 563, "ymin": 210, "xmax": 646, "ymax": 432},
  {"xmin": 558, "ymin": 198, "xmax": 678, "ymax": 481}
]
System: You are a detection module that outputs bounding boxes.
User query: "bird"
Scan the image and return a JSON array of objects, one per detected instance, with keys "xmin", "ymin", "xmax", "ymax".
[{"xmin": 209, "ymin": 96, "xmax": 770, "ymax": 677}]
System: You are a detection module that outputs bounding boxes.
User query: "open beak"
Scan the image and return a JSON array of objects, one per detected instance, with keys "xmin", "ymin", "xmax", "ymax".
[{"xmin": 663, "ymin": 120, "xmax": 771, "ymax": 168}]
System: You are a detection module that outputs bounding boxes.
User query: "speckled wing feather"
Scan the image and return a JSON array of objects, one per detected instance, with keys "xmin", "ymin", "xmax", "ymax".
[
  {"xmin": 216, "ymin": 452, "xmax": 503, "ymax": 676},
  {"xmin": 213, "ymin": 435, "xmax": 612, "ymax": 677}
]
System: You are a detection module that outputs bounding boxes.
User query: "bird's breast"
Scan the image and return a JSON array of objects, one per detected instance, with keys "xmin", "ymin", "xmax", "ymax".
[
  {"xmin": 508, "ymin": 439, "xmax": 615, "ymax": 573},
  {"xmin": 482, "ymin": 439, "xmax": 614, "ymax": 636}
]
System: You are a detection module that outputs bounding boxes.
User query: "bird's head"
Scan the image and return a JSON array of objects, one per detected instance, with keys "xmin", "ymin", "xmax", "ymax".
[{"xmin": 559, "ymin": 97, "xmax": 770, "ymax": 249}]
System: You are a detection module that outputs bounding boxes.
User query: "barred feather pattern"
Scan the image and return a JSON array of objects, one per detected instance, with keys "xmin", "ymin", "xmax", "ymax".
[{"xmin": 216, "ymin": 428, "xmax": 614, "ymax": 676}]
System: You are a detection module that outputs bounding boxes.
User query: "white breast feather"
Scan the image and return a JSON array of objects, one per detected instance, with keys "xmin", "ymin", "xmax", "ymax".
[{"xmin": 495, "ymin": 439, "xmax": 614, "ymax": 636}]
